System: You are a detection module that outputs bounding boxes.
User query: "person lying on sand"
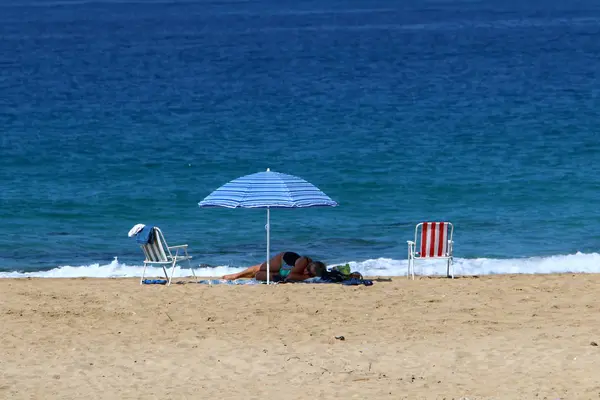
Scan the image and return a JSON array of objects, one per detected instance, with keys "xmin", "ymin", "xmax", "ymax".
[{"xmin": 222, "ymin": 251, "xmax": 326, "ymax": 282}]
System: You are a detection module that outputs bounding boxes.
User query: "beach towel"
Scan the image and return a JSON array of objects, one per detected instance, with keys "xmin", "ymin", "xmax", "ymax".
[
  {"xmin": 171, "ymin": 279, "xmax": 266, "ymax": 285},
  {"xmin": 142, "ymin": 279, "xmax": 167, "ymax": 285},
  {"xmin": 188, "ymin": 279, "xmax": 266, "ymax": 285},
  {"xmin": 303, "ymin": 276, "xmax": 374, "ymax": 286},
  {"xmin": 135, "ymin": 225, "xmax": 155, "ymax": 245},
  {"xmin": 173, "ymin": 276, "xmax": 373, "ymax": 286},
  {"xmin": 341, "ymin": 277, "xmax": 373, "ymax": 286}
]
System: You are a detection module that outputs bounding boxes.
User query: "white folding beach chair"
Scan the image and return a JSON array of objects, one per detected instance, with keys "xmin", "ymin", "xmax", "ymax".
[
  {"xmin": 407, "ymin": 222, "xmax": 454, "ymax": 280},
  {"xmin": 139, "ymin": 227, "xmax": 195, "ymax": 286}
]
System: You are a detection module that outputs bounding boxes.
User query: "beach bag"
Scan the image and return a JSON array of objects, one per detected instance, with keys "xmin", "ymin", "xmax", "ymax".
[
  {"xmin": 323, "ymin": 264, "xmax": 354, "ymax": 282},
  {"xmin": 334, "ymin": 263, "xmax": 351, "ymax": 275}
]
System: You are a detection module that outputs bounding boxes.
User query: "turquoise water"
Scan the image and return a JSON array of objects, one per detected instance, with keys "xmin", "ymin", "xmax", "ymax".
[{"xmin": 1, "ymin": 0, "xmax": 600, "ymax": 277}]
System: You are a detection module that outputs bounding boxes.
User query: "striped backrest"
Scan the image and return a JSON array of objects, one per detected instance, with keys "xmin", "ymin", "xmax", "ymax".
[
  {"xmin": 419, "ymin": 222, "xmax": 451, "ymax": 258},
  {"xmin": 141, "ymin": 228, "xmax": 169, "ymax": 262}
]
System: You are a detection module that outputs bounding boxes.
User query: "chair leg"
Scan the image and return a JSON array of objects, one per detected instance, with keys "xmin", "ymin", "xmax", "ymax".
[
  {"xmin": 141, "ymin": 263, "xmax": 148, "ymax": 285},
  {"xmin": 187, "ymin": 258, "xmax": 196, "ymax": 279},
  {"xmin": 447, "ymin": 258, "xmax": 454, "ymax": 279},
  {"xmin": 168, "ymin": 258, "xmax": 177, "ymax": 286}
]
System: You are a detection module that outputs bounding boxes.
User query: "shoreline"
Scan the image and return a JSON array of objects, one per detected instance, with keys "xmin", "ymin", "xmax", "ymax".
[
  {"xmin": 0, "ymin": 271, "xmax": 598, "ymax": 280},
  {"xmin": 3, "ymin": 252, "xmax": 599, "ymax": 279}
]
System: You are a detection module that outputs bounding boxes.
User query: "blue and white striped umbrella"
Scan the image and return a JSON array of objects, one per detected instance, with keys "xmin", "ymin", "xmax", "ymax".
[
  {"xmin": 198, "ymin": 169, "xmax": 338, "ymax": 209},
  {"xmin": 198, "ymin": 169, "xmax": 338, "ymax": 283}
]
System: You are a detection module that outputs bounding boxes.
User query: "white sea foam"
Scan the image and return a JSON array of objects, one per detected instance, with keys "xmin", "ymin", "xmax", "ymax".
[{"xmin": 1, "ymin": 252, "xmax": 599, "ymax": 278}]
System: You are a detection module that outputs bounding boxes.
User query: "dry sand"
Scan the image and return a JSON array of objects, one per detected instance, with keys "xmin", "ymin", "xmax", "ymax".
[{"xmin": 1, "ymin": 274, "xmax": 600, "ymax": 399}]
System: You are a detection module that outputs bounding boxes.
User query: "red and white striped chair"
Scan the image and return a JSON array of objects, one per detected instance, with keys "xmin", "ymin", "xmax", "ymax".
[{"xmin": 407, "ymin": 222, "xmax": 454, "ymax": 280}]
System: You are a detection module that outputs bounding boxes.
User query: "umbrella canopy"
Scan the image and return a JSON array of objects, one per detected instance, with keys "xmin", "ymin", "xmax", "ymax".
[
  {"xmin": 198, "ymin": 169, "xmax": 338, "ymax": 209},
  {"xmin": 198, "ymin": 168, "xmax": 338, "ymax": 283}
]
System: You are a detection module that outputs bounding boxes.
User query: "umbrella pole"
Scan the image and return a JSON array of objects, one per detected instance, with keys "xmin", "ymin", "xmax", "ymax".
[{"xmin": 266, "ymin": 207, "xmax": 270, "ymax": 285}]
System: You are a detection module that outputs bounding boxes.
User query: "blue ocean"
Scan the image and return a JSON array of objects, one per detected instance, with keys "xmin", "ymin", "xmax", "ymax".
[{"xmin": 1, "ymin": 0, "xmax": 600, "ymax": 278}]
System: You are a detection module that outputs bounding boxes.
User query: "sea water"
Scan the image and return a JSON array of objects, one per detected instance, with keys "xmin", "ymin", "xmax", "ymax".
[{"xmin": 1, "ymin": 0, "xmax": 599, "ymax": 277}]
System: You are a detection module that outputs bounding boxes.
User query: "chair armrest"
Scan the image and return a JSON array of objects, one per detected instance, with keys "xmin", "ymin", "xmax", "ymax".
[
  {"xmin": 168, "ymin": 244, "xmax": 188, "ymax": 249},
  {"xmin": 407, "ymin": 241, "xmax": 415, "ymax": 245}
]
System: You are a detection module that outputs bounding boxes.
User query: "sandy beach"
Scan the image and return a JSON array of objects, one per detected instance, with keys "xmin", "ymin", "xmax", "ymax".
[{"xmin": 1, "ymin": 274, "xmax": 600, "ymax": 399}]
